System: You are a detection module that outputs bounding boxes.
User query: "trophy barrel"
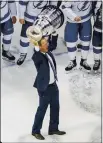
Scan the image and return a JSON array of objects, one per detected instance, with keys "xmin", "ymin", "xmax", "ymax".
[
  {"xmin": 39, "ymin": 5, "xmax": 64, "ymax": 29},
  {"xmin": 26, "ymin": 5, "xmax": 64, "ymax": 42}
]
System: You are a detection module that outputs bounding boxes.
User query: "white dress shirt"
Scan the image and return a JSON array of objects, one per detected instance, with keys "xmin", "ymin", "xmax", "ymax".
[{"xmin": 46, "ymin": 53, "xmax": 56, "ymax": 84}]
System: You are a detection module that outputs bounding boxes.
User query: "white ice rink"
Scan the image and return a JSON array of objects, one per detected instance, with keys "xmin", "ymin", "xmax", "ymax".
[{"xmin": 1, "ymin": 21, "xmax": 102, "ymax": 142}]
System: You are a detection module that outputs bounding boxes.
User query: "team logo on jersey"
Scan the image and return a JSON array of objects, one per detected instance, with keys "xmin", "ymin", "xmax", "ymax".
[
  {"xmin": 33, "ymin": 0, "xmax": 49, "ymax": 9},
  {"xmin": 0, "ymin": 1, "xmax": 7, "ymax": 9},
  {"xmin": 77, "ymin": 2, "xmax": 91, "ymax": 11}
]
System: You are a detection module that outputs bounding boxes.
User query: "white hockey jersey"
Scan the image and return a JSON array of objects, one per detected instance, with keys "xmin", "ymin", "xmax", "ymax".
[
  {"xmin": 19, "ymin": 0, "xmax": 59, "ymax": 23},
  {"xmin": 61, "ymin": 1, "xmax": 92, "ymax": 23},
  {"xmin": 0, "ymin": 1, "xmax": 17, "ymax": 24}
]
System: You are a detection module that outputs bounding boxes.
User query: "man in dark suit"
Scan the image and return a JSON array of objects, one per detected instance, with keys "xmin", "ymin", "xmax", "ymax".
[{"xmin": 31, "ymin": 38, "xmax": 66, "ymax": 140}]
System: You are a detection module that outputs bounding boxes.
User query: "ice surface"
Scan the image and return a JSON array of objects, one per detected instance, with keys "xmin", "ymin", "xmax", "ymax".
[
  {"xmin": 1, "ymin": 52, "xmax": 101, "ymax": 142},
  {"xmin": 1, "ymin": 20, "xmax": 102, "ymax": 142}
]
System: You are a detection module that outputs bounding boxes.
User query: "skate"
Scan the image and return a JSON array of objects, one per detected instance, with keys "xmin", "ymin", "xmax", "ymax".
[
  {"xmin": 2, "ymin": 44, "xmax": 15, "ymax": 62},
  {"xmin": 65, "ymin": 59, "xmax": 77, "ymax": 72},
  {"xmin": 93, "ymin": 60, "xmax": 101, "ymax": 73},
  {"xmin": 80, "ymin": 58, "xmax": 91, "ymax": 73},
  {"xmin": 17, "ymin": 53, "xmax": 27, "ymax": 65}
]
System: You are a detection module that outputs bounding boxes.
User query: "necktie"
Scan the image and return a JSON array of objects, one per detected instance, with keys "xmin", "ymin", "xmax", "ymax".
[{"xmin": 45, "ymin": 53, "xmax": 58, "ymax": 81}]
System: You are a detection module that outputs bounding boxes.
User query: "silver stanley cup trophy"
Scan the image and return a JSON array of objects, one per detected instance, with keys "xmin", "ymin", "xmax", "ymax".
[{"xmin": 26, "ymin": 5, "xmax": 64, "ymax": 42}]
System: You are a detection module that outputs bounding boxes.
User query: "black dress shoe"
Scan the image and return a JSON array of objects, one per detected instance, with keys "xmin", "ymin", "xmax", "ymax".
[
  {"xmin": 49, "ymin": 130, "xmax": 66, "ymax": 135},
  {"xmin": 32, "ymin": 133, "xmax": 45, "ymax": 140}
]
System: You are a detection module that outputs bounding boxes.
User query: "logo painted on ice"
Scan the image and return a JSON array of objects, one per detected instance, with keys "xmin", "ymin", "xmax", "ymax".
[
  {"xmin": 0, "ymin": 1, "xmax": 7, "ymax": 9},
  {"xmin": 77, "ymin": 2, "xmax": 91, "ymax": 11}
]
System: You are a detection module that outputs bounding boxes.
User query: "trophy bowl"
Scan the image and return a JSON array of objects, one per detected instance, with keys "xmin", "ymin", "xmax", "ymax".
[{"xmin": 26, "ymin": 25, "xmax": 42, "ymax": 42}]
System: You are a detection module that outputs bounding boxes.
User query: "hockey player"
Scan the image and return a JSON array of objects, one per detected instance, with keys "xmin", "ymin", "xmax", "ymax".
[
  {"xmin": 0, "ymin": 1, "xmax": 17, "ymax": 62},
  {"xmin": 61, "ymin": 1, "xmax": 92, "ymax": 72},
  {"xmin": 17, "ymin": 0, "xmax": 61, "ymax": 65},
  {"xmin": 92, "ymin": 1, "xmax": 102, "ymax": 72}
]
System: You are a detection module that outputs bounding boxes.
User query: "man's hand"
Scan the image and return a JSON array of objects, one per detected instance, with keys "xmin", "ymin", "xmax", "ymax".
[
  {"xmin": 19, "ymin": 19, "xmax": 25, "ymax": 24},
  {"xmin": 12, "ymin": 16, "xmax": 17, "ymax": 24},
  {"xmin": 30, "ymin": 38, "xmax": 40, "ymax": 51},
  {"xmin": 30, "ymin": 38, "xmax": 39, "ymax": 46},
  {"xmin": 74, "ymin": 16, "xmax": 81, "ymax": 22}
]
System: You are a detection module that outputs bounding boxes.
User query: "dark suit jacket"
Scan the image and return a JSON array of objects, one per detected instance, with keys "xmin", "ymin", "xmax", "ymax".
[{"xmin": 32, "ymin": 51, "xmax": 57, "ymax": 92}]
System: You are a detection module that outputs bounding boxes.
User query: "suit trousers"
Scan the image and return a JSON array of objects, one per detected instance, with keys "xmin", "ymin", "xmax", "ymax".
[{"xmin": 32, "ymin": 82, "xmax": 59, "ymax": 134}]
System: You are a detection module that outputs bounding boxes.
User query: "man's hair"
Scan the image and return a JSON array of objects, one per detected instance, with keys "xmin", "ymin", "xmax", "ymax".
[
  {"xmin": 38, "ymin": 37, "xmax": 47, "ymax": 46},
  {"xmin": 38, "ymin": 39, "xmax": 43, "ymax": 46}
]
